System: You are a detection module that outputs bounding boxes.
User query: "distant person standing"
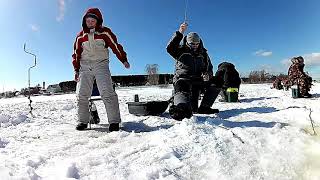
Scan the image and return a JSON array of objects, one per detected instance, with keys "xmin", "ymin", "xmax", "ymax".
[
  {"xmin": 72, "ymin": 8, "xmax": 130, "ymax": 131},
  {"xmin": 288, "ymin": 56, "xmax": 312, "ymax": 98},
  {"xmin": 272, "ymin": 77, "xmax": 283, "ymax": 90},
  {"xmin": 282, "ymin": 77, "xmax": 290, "ymax": 91}
]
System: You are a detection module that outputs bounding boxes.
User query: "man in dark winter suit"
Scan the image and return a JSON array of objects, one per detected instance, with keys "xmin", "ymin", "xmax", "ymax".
[
  {"xmin": 166, "ymin": 23, "xmax": 221, "ymax": 120},
  {"xmin": 215, "ymin": 62, "xmax": 241, "ymax": 101}
]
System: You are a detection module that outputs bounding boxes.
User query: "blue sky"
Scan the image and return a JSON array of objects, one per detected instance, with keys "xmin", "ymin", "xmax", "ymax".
[{"xmin": 0, "ymin": 0, "xmax": 320, "ymax": 91}]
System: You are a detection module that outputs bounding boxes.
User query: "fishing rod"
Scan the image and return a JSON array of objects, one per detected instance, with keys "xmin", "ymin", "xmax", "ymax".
[{"xmin": 184, "ymin": 0, "xmax": 189, "ymax": 24}]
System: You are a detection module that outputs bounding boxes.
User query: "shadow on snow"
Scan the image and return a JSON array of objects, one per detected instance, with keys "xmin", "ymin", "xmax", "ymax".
[
  {"xmin": 310, "ymin": 93, "xmax": 320, "ymax": 99},
  {"xmin": 121, "ymin": 119, "xmax": 173, "ymax": 133},
  {"xmin": 218, "ymin": 106, "xmax": 278, "ymax": 119},
  {"xmin": 195, "ymin": 116, "xmax": 289, "ymax": 129},
  {"xmin": 240, "ymin": 97, "xmax": 278, "ymax": 103},
  {"xmin": 90, "ymin": 106, "xmax": 289, "ymax": 132}
]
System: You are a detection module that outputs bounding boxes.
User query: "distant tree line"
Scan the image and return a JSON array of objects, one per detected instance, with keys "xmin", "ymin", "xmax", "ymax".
[
  {"xmin": 245, "ymin": 70, "xmax": 278, "ymax": 83},
  {"xmin": 3, "ymin": 66, "xmax": 311, "ymax": 99}
]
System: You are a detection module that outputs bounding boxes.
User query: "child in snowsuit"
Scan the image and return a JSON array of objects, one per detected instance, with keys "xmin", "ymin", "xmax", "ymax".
[
  {"xmin": 166, "ymin": 23, "xmax": 221, "ymax": 120},
  {"xmin": 72, "ymin": 8, "xmax": 130, "ymax": 131},
  {"xmin": 288, "ymin": 56, "xmax": 312, "ymax": 98}
]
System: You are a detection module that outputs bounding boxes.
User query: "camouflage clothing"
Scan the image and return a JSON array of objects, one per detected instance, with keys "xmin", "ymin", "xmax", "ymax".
[
  {"xmin": 282, "ymin": 78, "xmax": 290, "ymax": 91},
  {"xmin": 288, "ymin": 56, "xmax": 312, "ymax": 97},
  {"xmin": 272, "ymin": 77, "xmax": 283, "ymax": 90}
]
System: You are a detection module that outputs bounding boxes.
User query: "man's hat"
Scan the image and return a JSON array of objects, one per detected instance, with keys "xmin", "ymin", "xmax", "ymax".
[
  {"xmin": 297, "ymin": 56, "xmax": 304, "ymax": 63},
  {"xmin": 291, "ymin": 56, "xmax": 304, "ymax": 64},
  {"xmin": 186, "ymin": 32, "xmax": 201, "ymax": 44}
]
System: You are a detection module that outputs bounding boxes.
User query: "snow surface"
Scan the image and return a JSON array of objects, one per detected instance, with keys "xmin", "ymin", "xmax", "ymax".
[{"xmin": 0, "ymin": 83, "xmax": 320, "ymax": 180}]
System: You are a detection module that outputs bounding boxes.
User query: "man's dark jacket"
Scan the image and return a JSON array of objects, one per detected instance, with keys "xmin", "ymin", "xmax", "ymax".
[
  {"xmin": 215, "ymin": 62, "xmax": 241, "ymax": 89},
  {"xmin": 166, "ymin": 31, "xmax": 213, "ymax": 83}
]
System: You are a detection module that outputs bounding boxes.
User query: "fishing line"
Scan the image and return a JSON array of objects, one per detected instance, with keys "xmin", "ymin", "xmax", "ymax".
[{"xmin": 184, "ymin": 0, "xmax": 189, "ymax": 23}]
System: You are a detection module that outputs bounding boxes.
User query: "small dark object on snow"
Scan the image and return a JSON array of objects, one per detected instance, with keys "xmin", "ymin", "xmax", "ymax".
[
  {"xmin": 134, "ymin": 94, "xmax": 139, "ymax": 102},
  {"xmin": 127, "ymin": 101, "xmax": 169, "ymax": 116},
  {"xmin": 90, "ymin": 110, "xmax": 100, "ymax": 124},
  {"xmin": 76, "ymin": 123, "xmax": 88, "ymax": 131}
]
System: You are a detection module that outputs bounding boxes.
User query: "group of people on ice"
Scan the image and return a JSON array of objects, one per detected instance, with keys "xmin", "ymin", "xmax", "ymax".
[
  {"xmin": 272, "ymin": 56, "xmax": 313, "ymax": 98},
  {"xmin": 72, "ymin": 8, "xmax": 312, "ymax": 131}
]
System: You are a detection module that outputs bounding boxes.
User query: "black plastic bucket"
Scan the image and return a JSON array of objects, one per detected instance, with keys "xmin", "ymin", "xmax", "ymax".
[{"xmin": 127, "ymin": 101, "xmax": 169, "ymax": 116}]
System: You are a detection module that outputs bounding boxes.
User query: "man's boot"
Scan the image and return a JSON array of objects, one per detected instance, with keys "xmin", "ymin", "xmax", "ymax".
[
  {"xmin": 197, "ymin": 105, "xmax": 219, "ymax": 114},
  {"xmin": 169, "ymin": 103, "xmax": 192, "ymax": 121},
  {"xmin": 109, "ymin": 123, "xmax": 120, "ymax": 132},
  {"xmin": 302, "ymin": 92, "xmax": 312, "ymax": 98}
]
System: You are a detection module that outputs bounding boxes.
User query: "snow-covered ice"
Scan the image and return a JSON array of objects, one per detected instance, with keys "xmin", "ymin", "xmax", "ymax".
[{"xmin": 0, "ymin": 83, "xmax": 319, "ymax": 180}]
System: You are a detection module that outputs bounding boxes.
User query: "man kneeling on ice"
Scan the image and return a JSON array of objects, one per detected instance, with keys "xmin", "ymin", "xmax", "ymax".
[{"xmin": 166, "ymin": 22, "xmax": 222, "ymax": 121}]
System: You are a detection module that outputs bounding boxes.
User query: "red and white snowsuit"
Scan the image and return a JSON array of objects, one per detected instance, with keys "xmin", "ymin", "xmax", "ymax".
[{"xmin": 72, "ymin": 8, "xmax": 128, "ymax": 124}]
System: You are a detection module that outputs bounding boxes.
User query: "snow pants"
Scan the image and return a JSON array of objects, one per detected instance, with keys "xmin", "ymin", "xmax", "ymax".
[
  {"xmin": 77, "ymin": 60, "xmax": 121, "ymax": 124},
  {"xmin": 172, "ymin": 78, "xmax": 221, "ymax": 112}
]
